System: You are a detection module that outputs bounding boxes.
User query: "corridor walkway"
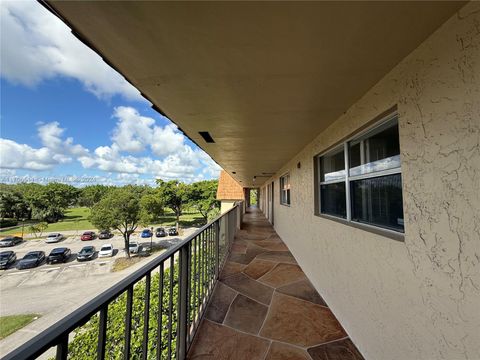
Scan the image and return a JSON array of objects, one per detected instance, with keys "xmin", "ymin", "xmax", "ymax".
[{"xmin": 188, "ymin": 207, "xmax": 364, "ymax": 360}]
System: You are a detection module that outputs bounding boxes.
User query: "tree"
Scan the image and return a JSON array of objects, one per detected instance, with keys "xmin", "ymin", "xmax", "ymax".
[
  {"xmin": 78, "ymin": 185, "xmax": 112, "ymax": 208},
  {"xmin": 28, "ymin": 222, "xmax": 48, "ymax": 238},
  {"xmin": 156, "ymin": 180, "xmax": 189, "ymax": 229},
  {"xmin": 188, "ymin": 180, "xmax": 220, "ymax": 223},
  {"xmin": 0, "ymin": 189, "xmax": 29, "ymax": 220},
  {"xmin": 139, "ymin": 192, "xmax": 164, "ymax": 225},
  {"xmin": 32, "ymin": 183, "xmax": 79, "ymax": 222},
  {"xmin": 14, "ymin": 183, "xmax": 79, "ymax": 222},
  {"xmin": 14, "ymin": 183, "xmax": 44, "ymax": 220},
  {"xmin": 90, "ymin": 187, "xmax": 141, "ymax": 258}
]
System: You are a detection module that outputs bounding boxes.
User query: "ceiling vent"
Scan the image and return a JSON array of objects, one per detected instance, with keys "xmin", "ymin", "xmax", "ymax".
[{"xmin": 199, "ymin": 131, "xmax": 215, "ymax": 143}]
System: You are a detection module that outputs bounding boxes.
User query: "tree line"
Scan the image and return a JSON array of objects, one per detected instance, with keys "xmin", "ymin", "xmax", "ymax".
[{"xmin": 0, "ymin": 180, "xmax": 220, "ymax": 256}]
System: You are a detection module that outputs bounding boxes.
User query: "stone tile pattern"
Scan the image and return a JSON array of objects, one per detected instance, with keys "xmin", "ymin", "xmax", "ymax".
[{"xmin": 187, "ymin": 208, "xmax": 364, "ymax": 360}]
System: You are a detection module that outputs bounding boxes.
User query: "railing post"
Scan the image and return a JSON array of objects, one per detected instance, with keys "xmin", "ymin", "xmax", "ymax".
[
  {"xmin": 215, "ymin": 221, "xmax": 220, "ymax": 279},
  {"xmin": 97, "ymin": 306, "xmax": 108, "ymax": 360},
  {"xmin": 55, "ymin": 334, "xmax": 68, "ymax": 360},
  {"xmin": 177, "ymin": 244, "xmax": 190, "ymax": 359}
]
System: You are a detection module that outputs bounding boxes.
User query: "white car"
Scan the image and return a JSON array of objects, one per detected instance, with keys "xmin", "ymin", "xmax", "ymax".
[
  {"xmin": 128, "ymin": 242, "xmax": 141, "ymax": 254},
  {"xmin": 45, "ymin": 233, "xmax": 65, "ymax": 243},
  {"xmin": 98, "ymin": 244, "xmax": 114, "ymax": 258}
]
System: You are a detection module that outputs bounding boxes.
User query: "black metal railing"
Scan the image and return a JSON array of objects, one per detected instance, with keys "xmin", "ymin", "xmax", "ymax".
[{"xmin": 3, "ymin": 203, "xmax": 243, "ymax": 360}]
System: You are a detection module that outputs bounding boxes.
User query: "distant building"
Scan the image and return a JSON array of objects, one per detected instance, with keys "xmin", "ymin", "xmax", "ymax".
[{"xmin": 216, "ymin": 170, "xmax": 244, "ymax": 213}]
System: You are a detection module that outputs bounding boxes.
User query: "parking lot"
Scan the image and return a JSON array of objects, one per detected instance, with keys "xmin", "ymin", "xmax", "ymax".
[{"xmin": 0, "ymin": 228, "xmax": 195, "ymax": 357}]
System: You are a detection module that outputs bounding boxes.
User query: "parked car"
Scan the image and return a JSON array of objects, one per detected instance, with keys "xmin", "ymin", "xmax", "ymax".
[
  {"xmin": 45, "ymin": 233, "xmax": 65, "ymax": 243},
  {"xmin": 98, "ymin": 244, "xmax": 114, "ymax": 258},
  {"xmin": 0, "ymin": 236, "xmax": 23, "ymax": 247},
  {"xmin": 155, "ymin": 227, "xmax": 167, "ymax": 237},
  {"xmin": 81, "ymin": 231, "xmax": 96, "ymax": 241},
  {"xmin": 0, "ymin": 251, "xmax": 16, "ymax": 269},
  {"xmin": 168, "ymin": 228, "xmax": 178, "ymax": 236},
  {"xmin": 77, "ymin": 246, "xmax": 96, "ymax": 261},
  {"xmin": 128, "ymin": 242, "xmax": 141, "ymax": 254},
  {"xmin": 98, "ymin": 230, "xmax": 113, "ymax": 239},
  {"xmin": 46, "ymin": 247, "xmax": 71, "ymax": 264},
  {"xmin": 141, "ymin": 229, "xmax": 153, "ymax": 238},
  {"xmin": 16, "ymin": 251, "xmax": 45, "ymax": 269}
]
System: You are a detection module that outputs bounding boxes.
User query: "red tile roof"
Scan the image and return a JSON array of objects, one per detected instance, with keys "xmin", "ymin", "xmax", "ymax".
[{"xmin": 216, "ymin": 170, "xmax": 244, "ymax": 200}]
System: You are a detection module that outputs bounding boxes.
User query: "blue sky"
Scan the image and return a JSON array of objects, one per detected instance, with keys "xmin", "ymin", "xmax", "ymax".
[{"xmin": 0, "ymin": 1, "xmax": 220, "ymax": 186}]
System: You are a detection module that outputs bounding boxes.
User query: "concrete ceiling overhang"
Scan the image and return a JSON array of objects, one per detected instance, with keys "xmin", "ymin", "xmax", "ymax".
[{"xmin": 44, "ymin": 1, "xmax": 464, "ymax": 187}]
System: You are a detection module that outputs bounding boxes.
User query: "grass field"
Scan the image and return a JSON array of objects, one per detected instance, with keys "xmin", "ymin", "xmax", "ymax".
[
  {"xmin": 0, "ymin": 207, "xmax": 206, "ymax": 237},
  {"xmin": 0, "ymin": 207, "xmax": 93, "ymax": 236},
  {"xmin": 0, "ymin": 314, "xmax": 40, "ymax": 340}
]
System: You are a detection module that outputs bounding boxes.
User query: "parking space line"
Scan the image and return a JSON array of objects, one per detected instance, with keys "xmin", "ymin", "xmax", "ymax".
[
  {"xmin": 41, "ymin": 267, "xmax": 60, "ymax": 271},
  {"xmin": 17, "ymin": 276, "xmax": 31, "ymax": 287},
  {"xmin": 55, "ymin": 267, "xmax": 68, "ymax": 280},
  {"xmin": 68, "ymin": 264, "xmax": 87, "ymax": 268},
  {"xmin": 7, "ymin": 271, "xmax": 29, "ymax": 276}
]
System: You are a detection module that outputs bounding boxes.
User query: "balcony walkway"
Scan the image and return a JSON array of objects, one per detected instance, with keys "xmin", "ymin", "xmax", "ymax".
[{"xmin": 188, "ymin": 207, "xmax": 364, "ymax": 360}]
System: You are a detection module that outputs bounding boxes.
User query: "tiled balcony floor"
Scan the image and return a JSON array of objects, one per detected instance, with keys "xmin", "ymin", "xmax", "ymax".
[{"xmin": 187, "ymin": 207, "xmax": 364, "ymax": 360}]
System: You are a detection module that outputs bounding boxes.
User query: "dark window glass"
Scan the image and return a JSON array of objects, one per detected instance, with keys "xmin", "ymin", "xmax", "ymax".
[
  {"xmin": 350, "ymin": 174, "xmax": 404, "ymax": 232},
  {"xmin": 280, "ymin": 174, "xmax": 290, "ymax": 205},
  {"xmin": 320, "ymin": 182, "xmax": 346, "ymax": 218},
  {"xmin": 320, "ymin": 148, "xmax": 345, "ymax": 182},
  {"xmin": 349, "ymin": 120, "xmax": 400, "ymax": 176},
  {"xmin": 349, "ymin": 142, "xmax": 361, "ymax": 169}
]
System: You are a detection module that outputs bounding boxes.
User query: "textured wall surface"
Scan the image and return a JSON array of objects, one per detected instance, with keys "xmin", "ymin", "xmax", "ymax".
[{"xmin": 262, "ymin": 3, "xmax": 480, "ymax": 359}]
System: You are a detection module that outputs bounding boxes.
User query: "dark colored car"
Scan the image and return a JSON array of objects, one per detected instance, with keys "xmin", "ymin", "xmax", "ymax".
[
  {"xmin": 16, "ymin": 251, "xmax": 45, "ymax": 269},
  {"xmin": 47, "ymin": 248, "xmax": 71, "ymax": 264},
  {"xmin": 155, "ymin": 227, "xmax": 166, "ymax": 237},
  {"xmin": 77, "ymin": 246, "xmax": 96, "ymax": 261},
  {"xmin": 0, "ymin": 251, "xmax": 16, "ymax": 269},
  {"xmin": 81, "ymin": 231, "xmax": 96, "ymax": 241},
  {"xmin": 141, "ymin": 229, "xmax": 153, "ymax": 238},
  {"xmin": 168, "ymin": 228, "xmax": 178, "ymax": 236},
  {"xmin": 0, "ymin": 236, "xmax": 23, "ymax": 247},
  {"xmin": 98, "ymin": 230, "xmax": 113, "ymax": 239}
]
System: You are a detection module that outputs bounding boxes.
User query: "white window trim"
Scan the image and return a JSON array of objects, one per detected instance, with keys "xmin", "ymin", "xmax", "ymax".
[{"xmin": 316, "ymin": 112, "xmax": 404, "ymax": 235}]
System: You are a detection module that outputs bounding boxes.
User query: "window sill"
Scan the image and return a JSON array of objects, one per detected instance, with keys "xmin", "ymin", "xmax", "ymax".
[
  {"xmin": 280, "ymin": 203, "xmax": 291, "ymax": 207},
  {"xmin": 315, "ymin": 213, "xmax": 405, "ymax": 242}
]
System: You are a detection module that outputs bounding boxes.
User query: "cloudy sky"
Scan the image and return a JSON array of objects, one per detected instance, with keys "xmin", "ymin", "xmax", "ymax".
[{"xmin": 0, "ymin": 0, "xmax": 221, "ymax": 186}]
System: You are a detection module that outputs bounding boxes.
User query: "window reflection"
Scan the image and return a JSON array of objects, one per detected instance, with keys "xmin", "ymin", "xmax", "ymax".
[{"xmin": 349, "ymin": 120, "xmax": 400, "ymax": 176}]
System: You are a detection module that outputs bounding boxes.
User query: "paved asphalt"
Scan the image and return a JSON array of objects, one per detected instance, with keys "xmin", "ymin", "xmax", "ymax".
[{"xmin": 0, "ymin": 228, "xmax": 195, "ymax": 358}]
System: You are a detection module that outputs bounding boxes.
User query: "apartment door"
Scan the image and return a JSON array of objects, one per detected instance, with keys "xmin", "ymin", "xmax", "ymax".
[
  {"xmin": 266, "ymin": 182, "xmax": 274, "ymax": 225},
  {"xmin": 270, "ymin": 181, "xmax": 274, "ymax": 225}
]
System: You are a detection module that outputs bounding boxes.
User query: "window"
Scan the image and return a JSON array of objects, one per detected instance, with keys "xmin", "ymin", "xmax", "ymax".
[
  {"xmin": 316, "ymin": 114, "xmax": 404, "ymax": 233},
  {"xmin": 280, "ymin": 173, "xmax": 291, "ymax": 206}
]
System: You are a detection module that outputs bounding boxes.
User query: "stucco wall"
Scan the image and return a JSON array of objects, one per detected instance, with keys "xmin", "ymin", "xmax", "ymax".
[
  {"xmin": 220, "ymin": 200, "xmax": 236, "ymax": 214},
  {"xmin": 262, "ymin": 3, "xmax": 480, "ymax": 359}
]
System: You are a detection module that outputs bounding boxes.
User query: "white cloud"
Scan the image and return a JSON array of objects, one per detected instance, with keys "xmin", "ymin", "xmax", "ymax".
[
  {"xmin": 111, "ymin": 107, "xmax": 155, "ymax": 153},
  {"xmin": 0, "ymin": 107, "xmax": 221, "ymax": 183},
  {"xmin": 0, "ymin": 139, "xmax": 58, "ymax": 171},
  {"xmin": 110, "ymin": 106, "xmax": 186, "ymax": 157},
  {"xmin": 0, "ymin": 121, "xmax": 88, "ymax": 171},
  {"xmin": 0, "ymin": 1, "xmax": 142, "ymax": 101}
]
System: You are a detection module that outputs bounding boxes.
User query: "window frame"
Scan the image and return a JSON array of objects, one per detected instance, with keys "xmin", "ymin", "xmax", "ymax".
[
  {"xmin": 279, "ymin": 173, "xmax": 291, "ymax": 206},
  {"xmin": 315, "ymin": 112, "xmax": 404, "ymax": 241}
]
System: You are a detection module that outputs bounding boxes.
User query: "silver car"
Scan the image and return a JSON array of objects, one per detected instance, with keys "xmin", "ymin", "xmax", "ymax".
[
  {"xmin": 45, "ymin": 233, "xmax": 65, "ymax": 243},
  {"xmin": 128, "ymin": 242, "xmax": 141, "ymax": 254}
]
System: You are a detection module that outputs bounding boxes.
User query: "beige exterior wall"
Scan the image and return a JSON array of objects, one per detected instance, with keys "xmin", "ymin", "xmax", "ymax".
[
  {"xmin": 261, "ymin": 3, "xmax": 480, "ymax": 359},
  {"xmin": 220, "ymin": 200, "xmax": 237, "ymax": 214}
]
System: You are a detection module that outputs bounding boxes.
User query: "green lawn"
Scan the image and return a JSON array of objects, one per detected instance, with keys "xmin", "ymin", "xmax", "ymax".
[
  {"xmin": 0, "ymin": 314, "xmax": 40, "ymax": 340},
  {"xmin": 0, "ymin": 207, "xmax": 93, "ymax": 236},
  {"xmin": 0, "ymin": 207, "xmax": 206, "ymax": 237},
  {"xmin": 153, "ymin": 211, "xmax": 206, "ymax": 228}
]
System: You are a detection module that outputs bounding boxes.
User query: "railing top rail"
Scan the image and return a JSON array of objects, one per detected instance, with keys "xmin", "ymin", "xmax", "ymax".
[{"xmin": 2, "ymin": 203, "xmax": 241, "ymax": 360}]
